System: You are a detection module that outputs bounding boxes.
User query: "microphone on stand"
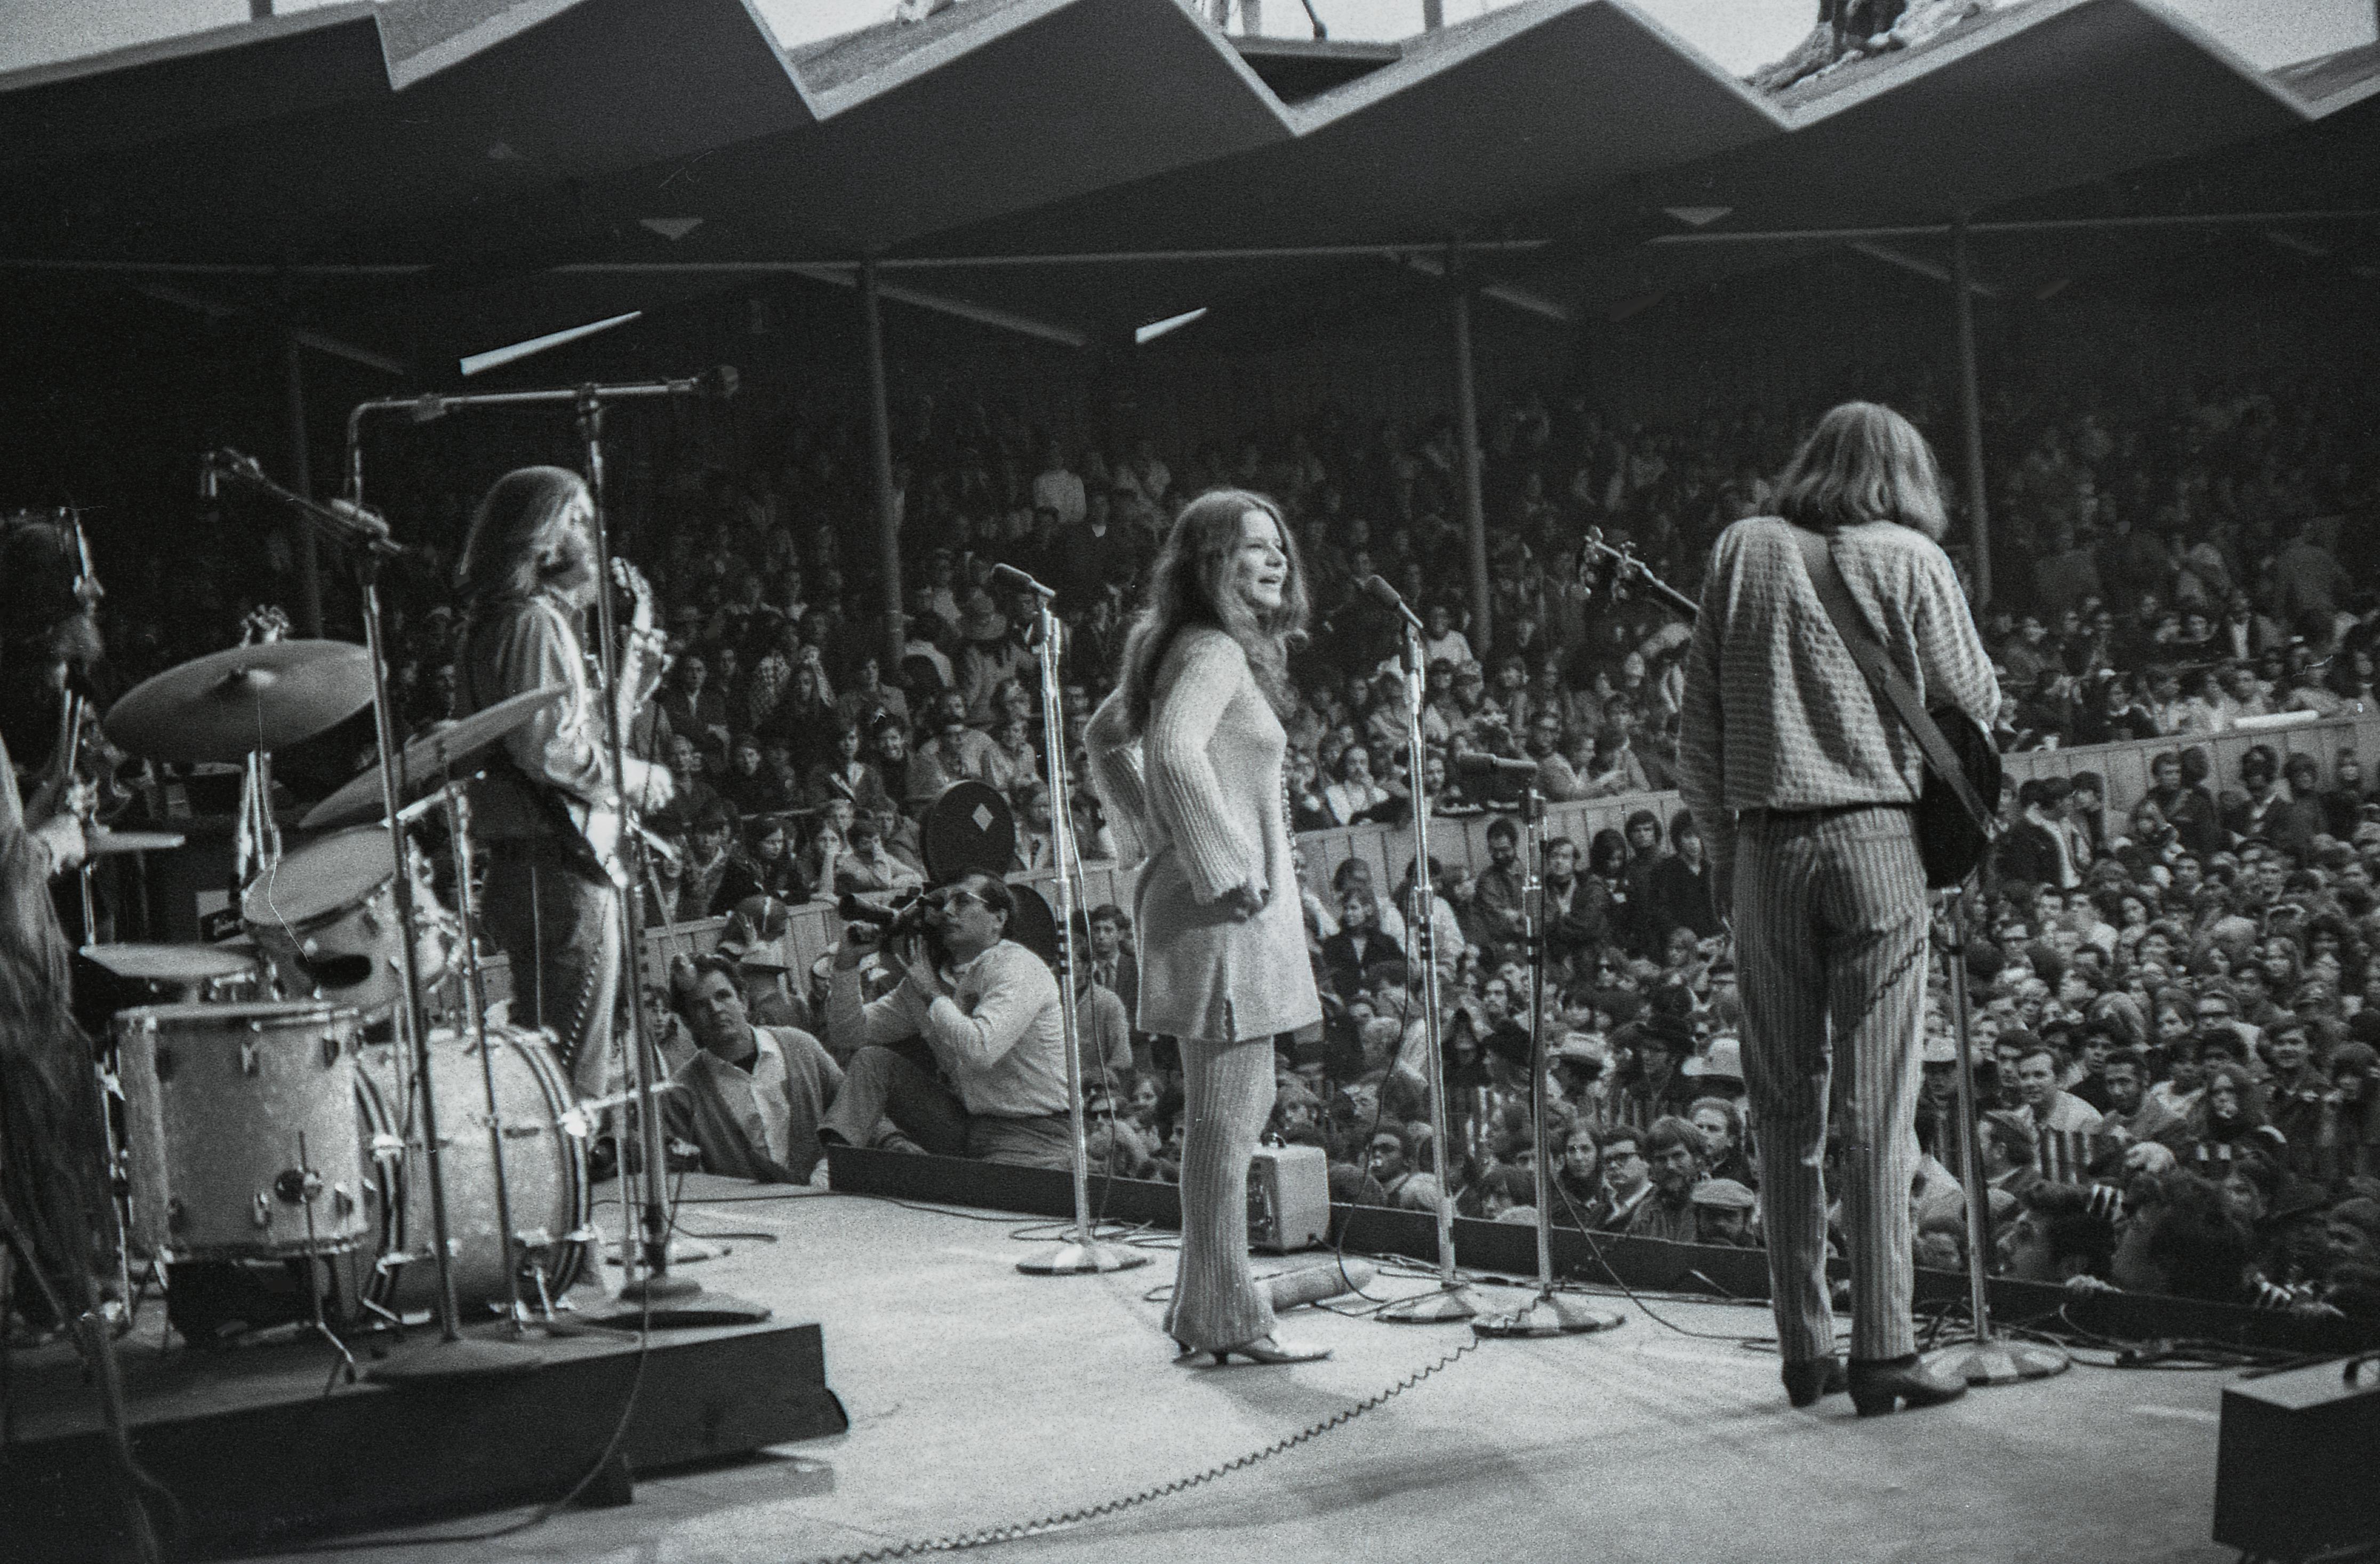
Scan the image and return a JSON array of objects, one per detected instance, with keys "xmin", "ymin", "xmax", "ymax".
[
  {"xmin": 1455, "ymin": 751, "xmax": 1540, "ymax": 780},
  {"xmin": 990, "ymin": 562, "xmax": 1056, "ymax": 599},
  {"xmin": 1359, "ymin": 573, "xmax": 1424, "ymax": 630}
]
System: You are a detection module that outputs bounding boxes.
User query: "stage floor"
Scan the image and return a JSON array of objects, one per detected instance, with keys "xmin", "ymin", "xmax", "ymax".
[{"xmin": 249, "ymin": 1175, "xmax": 2234, "ymax": 1564}]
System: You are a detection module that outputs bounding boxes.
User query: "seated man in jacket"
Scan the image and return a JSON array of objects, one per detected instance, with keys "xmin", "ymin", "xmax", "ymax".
[
  {"xmin": 818, "ymin": 872, "xmax": 1073, "ymax": 1169},
  {"xmin": 667, "ymin": 954, "xmax": 844, "ymax": 1184}
]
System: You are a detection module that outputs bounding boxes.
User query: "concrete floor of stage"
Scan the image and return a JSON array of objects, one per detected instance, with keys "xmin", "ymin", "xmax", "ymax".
[{"xmin": 253, "ymin": 1174, "xmax": 2237, "ymax": 1564}]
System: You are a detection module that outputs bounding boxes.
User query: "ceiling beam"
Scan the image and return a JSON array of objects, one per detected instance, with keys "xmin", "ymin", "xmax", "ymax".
[{"xmin": 1647, "ymin": 209, "xmax": 2380, "ymax": 246}]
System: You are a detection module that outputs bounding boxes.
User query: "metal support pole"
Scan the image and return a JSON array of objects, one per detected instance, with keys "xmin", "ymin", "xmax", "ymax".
[
  {"xmin": 577, "ymin": 395, "xmax": 766, "ymax": 1330},
  {"xmin": 1449, "ymin": 246, "xmax": 1494, "ymax": 654},
  {"xmin": 1476, "ymin": 785, "xmax": 1622, "ymax": 1338},
  {"xmin": 1018, "ymin": 605, "xmax": 1148, "ymax": 1277},
  {"xmin": 1377, "ymin": 613, "xmax": 1477, "ymax": 1324},
  {"xmin": 1950, "ymin": 214, "xmax": 1992, "ymax": 610},
  {"xmin": 861, "ymin": 258, "xmax": 906, "ymax": 674},
  {"xmin": 284, "ymin": 332, "xmax": 324, "ymax": 637},
  {"xmin": 1924, "ymin": 885, "xmax": 2068, "ymax": 1385}
]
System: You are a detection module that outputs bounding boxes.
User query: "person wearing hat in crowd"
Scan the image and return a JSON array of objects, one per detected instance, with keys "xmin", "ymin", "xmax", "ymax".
[
  {"xmin": 958, "ymin": 590, "xmax": 1032, "ymax": 728},
  {"xmin": 666, "ymin": 953, "xmax": 844, "ymax": 1185},
  {"xmin": 1692, "ymin": 1178, "xmax": 1759, "ymax": 1247},
  {"xmin": 1978, "ymin": 1110, "xmax": 2044, "ymax": 1201}
]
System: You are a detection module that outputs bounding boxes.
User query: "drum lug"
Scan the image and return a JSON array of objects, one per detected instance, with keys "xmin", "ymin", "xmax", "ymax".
[
  {"xmin": 321, "ymin": 1031, "xmax": 341, "ymax": 1067},
  {"xmin": 166, "ymin": 1198, "xmax": 186, "ymax": 1233},
  {"xmin": 252, "ymin": 1191, "xmax": 272, "ymax": 1229},
  {"xmin": 332, "ymin": 1183, "xmax": 356, "ymax": 1218},
  {"xmin": 241, "ymin": 1041, "xmax": 261, "ymax": 1076},
  {"xmin": 513, "ymin": 1227, "xmax": 554, "ymax": 1249},
  {"xmin": 274, "ymin": 1167, "xmax": 321, "ymax": 1206}
]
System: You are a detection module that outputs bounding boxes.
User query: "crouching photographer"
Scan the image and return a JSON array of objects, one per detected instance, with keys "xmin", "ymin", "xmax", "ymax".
[{"xmin": 817, "ymin": 869, "xmax": 1073, "ymax": 1169}]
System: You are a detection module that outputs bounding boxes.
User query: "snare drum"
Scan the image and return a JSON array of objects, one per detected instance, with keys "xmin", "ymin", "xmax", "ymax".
[
  {"xmin": 243, "ymin": 826, "xmax": 453, "ymax": 1022},
  {"xmin": 116, "ymin": 1001, "xmax": 368, "ymax": 1261},
  {"xmin": 349, "ymin": 1025, "xmax": 591, "ymax": 1315}
]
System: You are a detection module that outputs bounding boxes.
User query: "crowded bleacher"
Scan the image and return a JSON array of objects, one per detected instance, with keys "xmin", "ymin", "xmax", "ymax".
[{"xmin": 77, "ymin": 361, "xmax": 2380, "ymax": 1321}]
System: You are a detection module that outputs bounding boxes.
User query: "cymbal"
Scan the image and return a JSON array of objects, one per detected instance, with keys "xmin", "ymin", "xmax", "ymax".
[
  {"xmin": 105, "ymin": 640, "xmax": 373, "ymax": 763},
  {"xmin": 301, "ymin": 684, "xmax": 566, "ymax": 832},
  {"xmin": 80, "ymin": 942, "xmax": 257, "ymax": 985}
]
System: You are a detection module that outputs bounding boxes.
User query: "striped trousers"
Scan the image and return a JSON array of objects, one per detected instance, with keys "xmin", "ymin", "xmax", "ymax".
[
  {"xmin": 1165, "ymin": 1034, "xmax": 1277, "ymax": 1351},
  {"xmin": 1735, "ymin": 806, "xmax": 1929, "ymax": 1364}
]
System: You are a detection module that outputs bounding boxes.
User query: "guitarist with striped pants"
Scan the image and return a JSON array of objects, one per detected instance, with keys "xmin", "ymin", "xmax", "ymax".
[{"xmin": 456, "ymin": 467, "xmax": 671, "ymax": 1100}]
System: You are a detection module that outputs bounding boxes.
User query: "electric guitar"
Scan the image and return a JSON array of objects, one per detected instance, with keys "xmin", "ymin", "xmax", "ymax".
[{"xmin": 565, "ymin": 558, "xmax": 668, "ymax": 888}]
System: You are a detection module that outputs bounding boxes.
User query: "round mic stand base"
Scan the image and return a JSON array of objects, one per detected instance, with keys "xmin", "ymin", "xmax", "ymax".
[
  {"xmin": 1924, "ymin": 1335, "xmax": 2071, "ymax": 1386},
  {"xmin": 1474, "ymin": 1289, "xmax": 1624, "ymax": 1338},
  {"xmin": 1016, "ymin": 1240, "xmax": 1151, "ymax": 1276},
  {"xmin": 1377, "ymin": 1281, "xmax": 1481, "ymax": 1324},
  {"xmin": 585, "ymin": 1270, "xmax": 773, "ymax": 1331}
]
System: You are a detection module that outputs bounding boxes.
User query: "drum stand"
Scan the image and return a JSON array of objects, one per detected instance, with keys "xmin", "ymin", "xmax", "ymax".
[
  {"xmin": 1475, "ymin": 785, "xmax": 1624, "ymax": 1339},
  {"xmin": 1009, "ymin": 585, "xmax": 1147, "ymax": 1277},
  {"xmin": 1922, "ymin": 885, "xmax": 2069, "ymax": 1386},
  {"xmin": 1377, "ymin": 602, "xmax": 1477, "ymax": 1324}
]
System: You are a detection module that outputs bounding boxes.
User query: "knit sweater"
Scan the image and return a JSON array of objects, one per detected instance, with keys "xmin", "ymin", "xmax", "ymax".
[{"xmin": 1088, "ymin": 627, "xmax": 1319, "ymax": 1042}]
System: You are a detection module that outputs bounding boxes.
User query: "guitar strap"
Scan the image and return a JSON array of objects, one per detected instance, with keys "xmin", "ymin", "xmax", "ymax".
[{"xmin": 1789, "ymin": 526, "xmax": 1993, "ymax": 834}]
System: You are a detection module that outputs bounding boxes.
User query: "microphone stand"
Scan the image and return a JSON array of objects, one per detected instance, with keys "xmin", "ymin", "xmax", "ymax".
[
  {"xmin": 202, "ymin": 451, "xmax": 468, "ymax": 1348},
  {"xmin": 1013, "ymin": 581, "xmax": 1148, "ymax": 1277},
  {"xmin": 1923, "ymin": 885, "xmax": 2069, "ymax": 1385},
  {"xmin": 1475, "ymin": 781, "xmax": 1623, "ymax": 1338},
  {"xmin": 1376, "ymin": 601, "xmax": 1477, "ymax": 1324}
]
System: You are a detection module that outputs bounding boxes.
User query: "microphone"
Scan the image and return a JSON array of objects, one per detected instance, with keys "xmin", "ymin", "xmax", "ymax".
[
  {"xmin": 699, "ymin": 364, "xmax": 741, "ymax": 402},
  {"xmin": 1360, "ymin": 574, "xmax": 1423, "ymax": 630},
  {"xmin": 1455, "ymin": 751, "xmax": 1540, "ymax": 779},
  {"xmin": 990, "ymin": 562, "xmax": 1056, "ymax": 599}
]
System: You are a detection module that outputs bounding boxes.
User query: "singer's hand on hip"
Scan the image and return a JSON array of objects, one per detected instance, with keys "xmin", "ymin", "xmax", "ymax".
[{"xmin": 1220, "ymin": 882, "xmax": 1268, "ymax": 922}]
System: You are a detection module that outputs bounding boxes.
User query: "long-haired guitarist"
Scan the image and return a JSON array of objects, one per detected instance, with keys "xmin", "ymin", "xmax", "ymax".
[{"xmin": 456, "ymin": 466, "xmax": 671, "ymax": 1099}]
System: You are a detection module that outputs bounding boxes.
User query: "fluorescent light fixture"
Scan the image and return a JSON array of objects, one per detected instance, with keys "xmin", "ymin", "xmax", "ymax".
[
  {"xmin": 460, "ymin": 310, "xmax": 643, "ymax": 377},
  {"xmin": 1135, "ymin": 306, "xmax": 1208, "ymax": 345}
]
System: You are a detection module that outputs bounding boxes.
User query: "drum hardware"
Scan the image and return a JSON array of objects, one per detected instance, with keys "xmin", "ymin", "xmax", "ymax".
[{"xmin": 118, "ymin": 1002, "xmax": 369, "ymax": 1265}]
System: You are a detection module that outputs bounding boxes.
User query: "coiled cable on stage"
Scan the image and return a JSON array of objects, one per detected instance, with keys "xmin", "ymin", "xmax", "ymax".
[{"xmin": 778, "ymin": 1336, "xmax": 1483, "ymax": 1564}]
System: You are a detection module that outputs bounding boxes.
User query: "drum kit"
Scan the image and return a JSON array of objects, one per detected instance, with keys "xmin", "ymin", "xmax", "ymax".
[{"xmin": 84, "ymin": 631, "xmax": 594, "ymax": 1348}]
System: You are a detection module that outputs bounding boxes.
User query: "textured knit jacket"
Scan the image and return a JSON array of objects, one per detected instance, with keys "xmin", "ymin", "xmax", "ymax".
[
  {"xmin": 1678, "ymin": 516, "xmax": 1998, "ymax": 875},
  {"xmin": 1087, "ymin": 627, "xmax": 1320, "ymax": 1042}
]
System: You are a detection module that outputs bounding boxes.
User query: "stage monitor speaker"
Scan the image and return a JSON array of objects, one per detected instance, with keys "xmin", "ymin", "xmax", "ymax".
[
  {"xmin": 1247, "ymin": 1144, "xmax": 1329, "ymax": 1254},
  {"xmin": 2213, "ymin": 1351, "xmax": 2380, "ymax": 1560}
]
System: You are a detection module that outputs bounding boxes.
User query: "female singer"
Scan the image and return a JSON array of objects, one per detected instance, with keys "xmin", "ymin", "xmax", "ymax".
[{"xmin": 1087, "ymin": 490, "xmax": 1327, "ymax": 1366}]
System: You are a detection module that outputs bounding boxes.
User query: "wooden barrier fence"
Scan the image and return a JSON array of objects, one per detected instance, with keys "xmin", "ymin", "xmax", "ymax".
[{"xmin": 634, "ymin": 713, "xmax": 2380, "ymax": 995}]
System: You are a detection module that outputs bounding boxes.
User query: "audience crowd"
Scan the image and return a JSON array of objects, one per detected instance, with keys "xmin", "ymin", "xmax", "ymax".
[{"xmin": 77, "ymin": 362, "xmax": 2380, "ymax": 1321}]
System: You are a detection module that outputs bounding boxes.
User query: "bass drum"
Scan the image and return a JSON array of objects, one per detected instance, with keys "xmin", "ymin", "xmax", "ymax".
[{"xmin": 349, "ymin": 1026, "xmax": 590, "ymax": 1317}]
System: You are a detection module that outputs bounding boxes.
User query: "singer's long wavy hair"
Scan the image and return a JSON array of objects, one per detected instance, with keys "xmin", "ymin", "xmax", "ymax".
[
  {"xmin": 457, "ymin": 465, "xmax": 594, "ymax": 606},
  {"xmin": 1773, "ymin": 400, "xmax": 1949, "ymax": 541},
  {"xmin": 1112, "ymin": 488, "xmax": 1309, "ymax": 735}
]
